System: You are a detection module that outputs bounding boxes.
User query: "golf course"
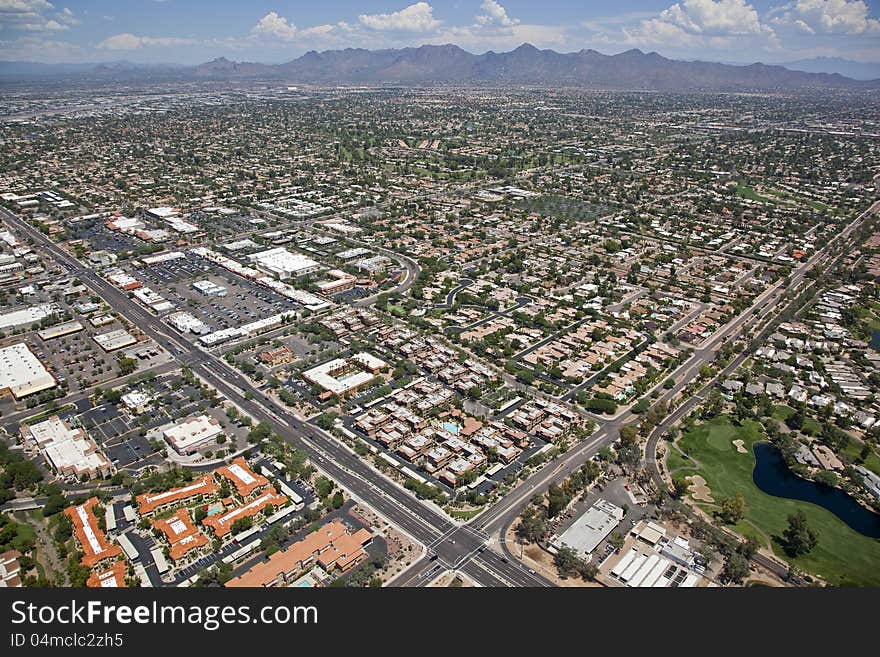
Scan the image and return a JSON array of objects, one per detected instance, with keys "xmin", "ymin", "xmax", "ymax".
[{"xmin": 672, "ymin": 415, "xmax": 880, "ymax": 586}]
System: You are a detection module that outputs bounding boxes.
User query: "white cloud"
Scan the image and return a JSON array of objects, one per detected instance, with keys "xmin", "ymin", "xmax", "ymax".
[
  {"xmin": 97, "ymin": 33, "xmax": 199, "ymax": 50},
  {"xmin": 609, "ymin": 0, "xmax": 778, "ymax": 53},
  {"xmin": 770, "ymin": 0, "xmax": 880, "ymax": 35},
  {"xmin": 0, "ymin": 0, "xmax": 77, "ymax": 32},
  {"xmin": 0, "ymin": 33, "xmax": 82, "ymax": 61},
  {"xmin": 476, "ymin": 0, "xmax": 519, "ymax": 28},
  {"xmin": 57, "ymin": 6, "xmax": 77, "ymax": 25},
  {"xmin": 250, "ymin": 11, "xmax": 298, "ymax": 41},
  {"xmin": 644, "ymin": 0, "xmax": 771, "ymax": 37},
  {"xmin": 0, "ymin": 0, "xmax": 53, "ymax": 13},
  {"xmin": 359, "ymin": 2, "xmax": 440, "ymax": 32}
]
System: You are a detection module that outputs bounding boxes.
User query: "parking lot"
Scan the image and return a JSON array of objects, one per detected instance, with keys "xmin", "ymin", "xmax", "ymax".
[
  {"xmin": 134, "ymin": 254, "xmax": 302, "ymax": 334},
  {"xmin": 75, "ymin": 373, "xmax": 253, "ymax": 471},
  {"xmin": 34, "ymin": 315, "xmax": 147, "ymax": 391},
  {"xmin": 66, "ymin": 216, "xmax": 149, "ymax": 254}
]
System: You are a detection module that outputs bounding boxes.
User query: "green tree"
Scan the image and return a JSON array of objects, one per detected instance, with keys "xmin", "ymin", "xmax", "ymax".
[
  {"xmin": 547, "ymin": 484, "xmax": 568, "ymax": 518},
  {"xmin": 721, "ymin": 552, "xmax": 750, "ymax": 584},
  {"xmin": 718, "ymin": 492, "xmax": 747, "ymax": 524},
  {"xmin": 782, "ymin": 510, "xmax": 818, "ymax": 557},
  {"xmin": 554, "ymin": 545, "xmax": 598, "ymax": 580},
  {"xmin": 516, "ymin": 506, "xmax": 547, "ymax": 543},
  {"xmin": 117, "ymin": 357, "xmax": 137, "ymax": 376}
]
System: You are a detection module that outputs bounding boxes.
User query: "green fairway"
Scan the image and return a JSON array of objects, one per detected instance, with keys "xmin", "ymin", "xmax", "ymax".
[
  {"xmin": 735, "ymin": 183, "xmax": 774, "ymax": 204},
  {"xmin": 664, "ymin": 445, "xmax": 697, "ymax": 474},
  {"xmin": 678, "ymin": 415, "xmax": 880, "ymax": 586}
]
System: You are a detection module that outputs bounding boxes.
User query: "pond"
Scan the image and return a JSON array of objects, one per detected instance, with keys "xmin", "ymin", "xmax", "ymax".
[
  {"xmin": 871, "ymin": 330, "xmax": 880, "ymax": 352},
  {"xmin": 752, "ymin": 442, "xmax": 880, "ymax": 539}
]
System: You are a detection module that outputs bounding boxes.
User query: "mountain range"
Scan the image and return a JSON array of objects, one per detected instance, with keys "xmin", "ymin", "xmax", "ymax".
[
  {"xmin": 780, "ymin": 57, "xmax": 879, "ymax": 81},
  {"xmin": 2, "ymin": 44, "xmax": 878, "ymax": 91}
]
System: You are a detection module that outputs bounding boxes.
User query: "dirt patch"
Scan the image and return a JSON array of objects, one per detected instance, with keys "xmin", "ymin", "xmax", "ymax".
[
  {"xmin": 732, "ymin": 439, "xmax": 747, "ymax": 454},
  {"xmin": 429, "ymin": 570, "xmax": 475, "ymax": 587},
  {"xmin": 350, "ymin": 503, "xmax": 418, "ymax": 583},
  {"xmin": 687, "ymin": 474, "xmax": 715, "ymax": 503}
]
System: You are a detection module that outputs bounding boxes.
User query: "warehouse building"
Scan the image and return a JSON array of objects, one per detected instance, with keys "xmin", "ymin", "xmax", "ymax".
[{"xmin": 0, "ymin": 303, "xmax": 59, "ymax": 331}]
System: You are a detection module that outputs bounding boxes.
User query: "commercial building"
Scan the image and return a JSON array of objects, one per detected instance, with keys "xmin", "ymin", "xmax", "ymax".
[
  {"xmin": 120, "ymin": 390, "xmax": 153, "ymax": 414},
  {"xmin": 316, "ymin": 270, "xmax": 356, "ymax": 294},
  {"xmin": 258, "ymin": 346, "xmax": 295, "ymax": 367},
  {"xmin": 192, "ymin": 280, "xmax": 227, "ymax": 297},
  {"xmin": 0, "ymin": 303, "xmax": 59, "ymax": 331},
  {"xmin": 225, "ymin": 521, "xmax": 372, "ymax": 587},
  {"xmin": 247, "ymin": 247, "xmax": 320, "ymax": 279},
  {"xmin": 21, "ymin": 415, "xmax": 113, "ymax": 480},
  {"xmin": 64, "ymin": 497, "xmax": 123, "ymax": 569},
  {"xmin": 550, "ymin": 499, "xmax": 624, "ymax": 558},
  {"xmin": 609, "ymin": 546, "xmax": 702, "ymax": 588},
  {"xmin": 162, "ymin": 414, "xmax": 223, "ymax": 455},
  {"xmin": 135, "ymin": 474, "xmax": 219, "ymax": 516},
  {"xmin": 146, "ymin": 207, "xmax": 179, "ymax": 220},
  {"xmin": 37, "ymin": 320, "xmax": 84, "ymax": 341},
  {"xmin": 302, "ymin": 352, "xmax": 388, "ymax": 398},
  {"xmin": 353, "ymin": 255, "xmax": 390, "ymax": 274},
  {"xmin": 0, "ymin": 343, "xmax": 56, "ymax": 399},
  {"xmin": 93, "ymin": 329, "xmax": 138, "ymax": 352},
  {"xmin": 166, "ymin": 311, "xmax": 210, "ymax": 335}
]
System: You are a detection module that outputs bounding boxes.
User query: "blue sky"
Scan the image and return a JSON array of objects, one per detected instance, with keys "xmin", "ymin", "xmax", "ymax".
[{"xmin": 2, "ymin": 1, "xmax": 879, "ymax": 64}]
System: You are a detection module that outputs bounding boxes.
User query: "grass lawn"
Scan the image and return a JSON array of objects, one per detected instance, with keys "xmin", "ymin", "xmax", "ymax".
[
  {"xmin": 771, "ymin": 404, "xmax": 819, "ymax": 435},
  {"xmin": 665, "ymin": 446, "xmax": 698, "ymax": 474},
  {"xmin": 678, "ymin": 415, "xmax": 880, "ymax": 586},
  {"xmin": 386, "ymin": 304, "xmax": 406, "ymax": 317},
  {"xmin": 735, "ymin": 183, "xmax": 775, "ymax": 204},
  {"xmin": 841, "ymin": 439, "xmax": 880, "ymax": 478},
  {"xmin": 448, "ymin": 508, "xmax": 483, "ymax": 521},
  {"xmin": 772, "ymin": 405, "xmax": 795, "ymax": 421}
]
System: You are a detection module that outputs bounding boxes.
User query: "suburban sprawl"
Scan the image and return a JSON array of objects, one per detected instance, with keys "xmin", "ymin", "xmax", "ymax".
[{"xmin": 0, "ymin": 79, "xmax": 879, "ymax": 590}]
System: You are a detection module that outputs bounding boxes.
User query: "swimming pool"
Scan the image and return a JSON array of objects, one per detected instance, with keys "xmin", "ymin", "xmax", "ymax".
[{"xmin": 441, "ymin": 422, "xmax": 460, "ymax": 435}]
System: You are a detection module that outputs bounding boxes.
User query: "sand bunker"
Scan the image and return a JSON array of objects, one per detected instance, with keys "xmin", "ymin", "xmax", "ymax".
[
  {"xmin": 732, "ymin": 439, "xmax": 748, "ymax": 454},
  {"xmin": 687, "ymin": 474, "xmax": 715, "ymax": 503}
]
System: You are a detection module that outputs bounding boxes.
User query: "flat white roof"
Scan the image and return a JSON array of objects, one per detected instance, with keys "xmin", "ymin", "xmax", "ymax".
[
  {"xmin": 227, "ymin": 463, "xmax": 256, "ymax": 486},
  {"xmin": 75, "ymin": 505, "xmax": 103, "ymax": 556},
  {"xmin": 0, "ymin": 303, "xmax": 58, "ymax": 330},
  {"xmin": 0, "ymin": 343, "xmax": 56, "ymax": 398},
  {"xmin": 26, "ymin": 416, "xmax": 111, "ymax": 476},
  {"xmin": 163, "ymin": 415, "xmax": 222, "ymax": 450},
  {"xmin": 248, "ymin": 247, "xmax": 320, "ymax": 276}
]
